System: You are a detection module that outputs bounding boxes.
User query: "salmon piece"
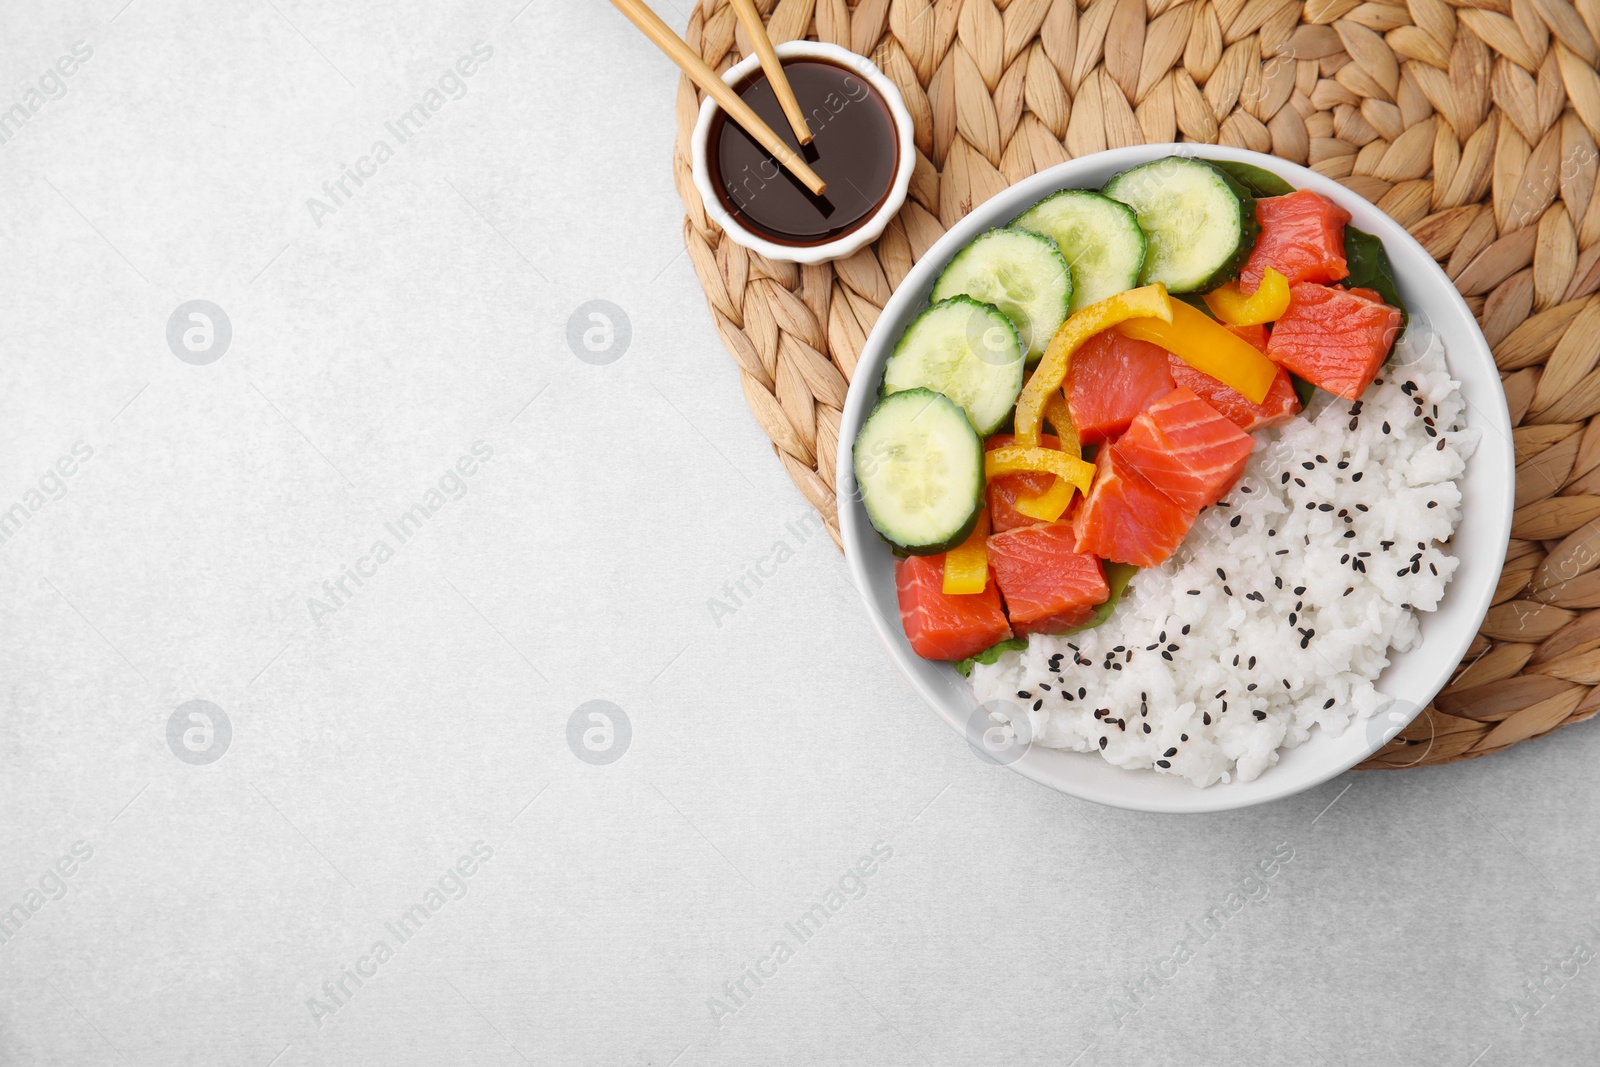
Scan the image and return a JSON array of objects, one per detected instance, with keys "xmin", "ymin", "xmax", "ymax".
[
  {"xmin": 896, "ymin": 554, "xmax": 1013, "ymax": 661},
  {"xmin": 1072, "ymin": 445, "xmax": 1197, "ymax": 567},
  {"xmin": 1065, "ymin": 331, "xmax": 1175, "ymax": 444},
  {"xmin": 985, "ymin": 433, "xmax": 1061, "ymax": 533},
  {"xmin": 1228, "ymin": 323, "xmax": 1270, "ymax": 351},
  {"xmin": 987, "ymin": 524, "xmax": 1110, "ymax": 637},
  {"xmin": 1169, "ymin": 350, "xmax": 1301, "ymax": 434},
  {"xmin": 1267, "ymin": 283, "xmax": 1402, "ymax": 401},
  {"xmin": 1116, "ymin": 388, "xmax": 1256, "ymax": 512},
  {"xmin": 1240, "ymin": 190, "xmax": 1351, "ymax": 290}
]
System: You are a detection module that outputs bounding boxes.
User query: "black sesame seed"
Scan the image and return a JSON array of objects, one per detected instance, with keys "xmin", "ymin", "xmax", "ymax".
[
  {"xmin": 1436, "ymin": 438, "xmax": 1447, "ymax": 451},
  {"xmin": 1295, "ymin": 477, "xmax": 1307, "ymax": 488},
  {"xmin": 1355, "ymin": 503, "xmax": 1369, "ymax": 512},
  {"xmin": 1382, "ymin": 421, "xmax": 1391, "ymax": 433},
  {"xmin": 1231, "ymin": 515, "xmax": 1242, "ymax": 527},
  {"xmin": 1188, "ymin": 589, "xmax": 1201, "ymax": 595},
  {"xmin": 1161, "ymin": 651, "xmax": 1173, "ymax": 661},
  {"xmin": 1319, "ymin": 503, "xmax": 1335, "ymax": 512},
  {"xmin": 1156, "ymin": 759, "xmax": 1171, "ymax": 769},
  {"xmin": 1164, "ymin": 747, "xmax": 1178, "ymax": 758},
  {"xmin": 1337, "ymin": 460, "xmax": 1350, "ymax": 470},
  {"xmin": 1233, "ymin": 655, "xmax": 1240, "ymax": 667},
  {"xmin": 1344, "ymin": 530, "xmax": 1356, "ymax": 538},
  {"xmin": 1247, "ymin": 683, "xmax": 1258, "ymax": 691},
  {"xmin": 1033, "ymin": 700, "xmax": 1043, "ymax": 711},
  {"xmin": 1248, "ymin": 656, "xmax": 1256, "ymax": 669},
  {"xmin": 1254, "ymin": 710, "xmax": 1267, "ymax": 721},
  {"xmin": 1203, "ymin": 713, "xmax": 1212, "ymax": 725},
  {"xmin": 1281, "ymin": 471, "xmax": 1291, "ymax": 484},
  {"xmin": 1352, "ymin": 472, "xmax": 1363, "ymax": 481},
  {"xmin": 1302, "ymin": 461, "xmax": 1315, "ymax": 470},
  {"xmin": 1323, "ymin": 698, "xmax": 1336, "ymax": 709},
  {"xmin": 1078, "ymin": 687, "xmax": 1086, "ymax": 699},
  {"xmin": 1099, "ymin": 736, "xmax": 1108, "ymax": 749},
  {"xmin": 1017, "ymin": 691, "xmax": 1031, "ymax": 698},
  {"xmin": 1143, "ymin": 723, "xmax": 1151, "ymax": 734},
  {"xmin": 1181, "ymin": 733, "xmax": 1188, "ymax": 742},
  {"xmin": 1216, "ymin": 568, "xmax": 1227, "ymax": 580},
  {"xmin": 1182, "ymin": 624, "xmax": 1191, "ymax": 635},
  {"xmin": 1294, "ymin": 586, "xmax": 1306, "ymax": 595},
  {"xmin": 1344, "ymin": 586, "xmax": 1354, "ymax": 596}
]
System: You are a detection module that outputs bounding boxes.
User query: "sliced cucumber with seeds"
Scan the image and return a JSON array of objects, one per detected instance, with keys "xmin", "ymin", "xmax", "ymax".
[
  {"xmin": 853, "ymin": 388, "xmax": 985, "ymax": 555},
  {"xmin": 883, "ymin": 296, "xmax": 1025, "ymax": 436},
  {"xmin": 1102, "ymin": 156, "xmax": 1260, "ymax": 293},
  {"xmin": 1014, "ymin": 190, "xmax": 1146, "ymax": 312},
  {"xmin": 929, "ymin": 228, "xmax": 1071, "ymax": 361}
]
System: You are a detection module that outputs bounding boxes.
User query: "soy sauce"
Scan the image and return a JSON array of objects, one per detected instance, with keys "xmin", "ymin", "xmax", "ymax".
[{"xmin": 708, "ymin": 59, "xmax": 899, "ymax": 246}]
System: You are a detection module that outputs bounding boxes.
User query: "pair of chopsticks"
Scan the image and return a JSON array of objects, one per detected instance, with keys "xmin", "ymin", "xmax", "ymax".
[{"xmin": 608, "ymin": 0, "xmax": 828, "ymax": 196}]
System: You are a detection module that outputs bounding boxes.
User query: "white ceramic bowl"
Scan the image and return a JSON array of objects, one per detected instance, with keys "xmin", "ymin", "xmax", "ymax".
[
  {"xmin": 690, "ymin": 41, "xmax": 915, "ymax": 265},
  {"xmin": 836, "ymin": 144, "xmax": 1515, "ymax": 813}
]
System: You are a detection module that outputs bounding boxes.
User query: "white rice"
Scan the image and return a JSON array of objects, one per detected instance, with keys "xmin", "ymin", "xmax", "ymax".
[{"xmin": 969, "ymin": 332, "xmax": 1479, "ymax": 786}]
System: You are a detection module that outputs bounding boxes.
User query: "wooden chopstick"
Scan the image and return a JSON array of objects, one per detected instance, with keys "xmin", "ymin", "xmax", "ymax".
[
  {"xmin": 608, "ymin": 0, "xmax": 827, "ymax": 196},
  {"xmin": 728, "ymin": 0, "xmax": 813, "ymax": 144}
]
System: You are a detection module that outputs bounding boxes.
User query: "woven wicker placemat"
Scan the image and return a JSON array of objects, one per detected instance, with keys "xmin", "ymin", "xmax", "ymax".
[{"xmin": 671, "ymin": 0, "xmax": 1600, "ymax": 769}]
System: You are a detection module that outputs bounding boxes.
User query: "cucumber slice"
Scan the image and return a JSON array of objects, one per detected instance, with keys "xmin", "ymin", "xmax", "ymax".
[
  {"xmin": 883, "ymin": 296, "xmax": 1025, "ymax": 436},
  {"xmin": 1102, "ymin": 156, "xmax": 1260, "ymax": 293},
  {"xmin": 929, "ymin": 228, "xmax": 1071, "ymax": 360},
  {"xmin": 1014, "ymin": 190, "xmax": 1146, "ymax": 312},
  {"xmin": 852, "ymin": 388, "xmax": 985, "ymax": 555}
]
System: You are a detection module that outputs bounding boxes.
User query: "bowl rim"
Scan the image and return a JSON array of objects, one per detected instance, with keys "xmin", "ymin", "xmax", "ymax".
[
  {"xmin": 834, "ymin": 144, "xmax": 1516, "ymax": 813},
  {"xmin": 689, "ymin": 40, "xmax": 917, "ymax": 266}
]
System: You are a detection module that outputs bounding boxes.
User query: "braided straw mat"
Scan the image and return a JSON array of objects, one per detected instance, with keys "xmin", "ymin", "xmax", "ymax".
[{"xmin": 670, "ymin": 0, "xmax": 1600, "ymax": 769}]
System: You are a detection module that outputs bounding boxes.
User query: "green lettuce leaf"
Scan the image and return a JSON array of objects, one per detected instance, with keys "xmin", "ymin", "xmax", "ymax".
[
  {"xmin": 1341, "ymin": 225, "xmax": 1409, "ymax": 329},
  {"xmin": 1212, "ymin": 160, "xmax": 1295, "ymax": 198},
  {"xmin": 952, "ymin": 637, "xmax": 1028, "ymax": 677},
  {"xmin": 1289, "ymin": 373, "xmax": 1316, "ymax": 409},
  {"xmin": 1060, "ymin": 561, "xmax": 1139, "ymax": 636}
]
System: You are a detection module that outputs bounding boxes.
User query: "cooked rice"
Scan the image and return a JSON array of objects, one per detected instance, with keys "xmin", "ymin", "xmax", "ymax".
[{"xmin": 969, "ymin": 333, "xmax": 1478, "ymax": 786}]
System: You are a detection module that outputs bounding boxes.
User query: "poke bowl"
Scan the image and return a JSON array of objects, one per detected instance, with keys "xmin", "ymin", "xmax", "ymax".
[{"xmin": 836, "ymin": 144, "xmax": 1515, "ymax": 814}]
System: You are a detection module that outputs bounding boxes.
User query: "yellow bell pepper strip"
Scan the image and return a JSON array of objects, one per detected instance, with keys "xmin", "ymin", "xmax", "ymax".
[
  {"xmin": 1042, "ymin": 391, "xmax": 1080, "ymax": 456},
  {"xmin": 1011, "ymin": 393, "xmax": 1084, "ymax": 522},
  {"xmin": 942, "ymin": 509, "xmax": 991, "ymax": 595},
  {"xmin": 1013, "ymin": 471, "xmax": 1076, "ymax": 523},
  {"xmin": 1015, "ymin": 285, "xmax": 1174, "ymax": 449},
  {"xmin": 986, "ymin": 443, "xmax": 1096, "ymax": 523},
  {"xmin": 1202, "ymin": 267, "xmax": 1291, "ymax": 326},
  {"xmin": 1116, "ymin": 299, "xmax": 1278, "ymax": 405}
]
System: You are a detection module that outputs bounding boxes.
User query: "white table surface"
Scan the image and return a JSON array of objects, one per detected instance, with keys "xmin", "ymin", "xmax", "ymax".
[{"xmin": 2, "ymin": 2, "xmax": 1598, "ymax": 1065}]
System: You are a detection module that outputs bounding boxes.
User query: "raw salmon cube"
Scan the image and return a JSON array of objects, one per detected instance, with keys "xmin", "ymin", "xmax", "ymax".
[
  {"xmin": 1117, "ymin": 388, "xmax": 1257, "ymax": 512},
  {"xmin": 1266, "ymin": 283, "xmax": 1402, "ymax": 401},
  {"xmin": 1072, "ymin": 445, "xmax": 1197, "ymax": 568},
  {"xmin": 1169, "ymin": 355, "xmax": 1300, "ymax": 434},
  {"xmin": 895, "ymin": 554, "xmax": 1013, "ymax": 661},
  {"xmin": 987, "ymin": 524, "xmax": 1110, "ymax": 637},
  {"xmin": 1240, "ymin": 190, "xmax": 1352, "ymax": 290},
  {"xmin": 1065, "ymin": 331, "xmax": 1175, "ymax": 444}
]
